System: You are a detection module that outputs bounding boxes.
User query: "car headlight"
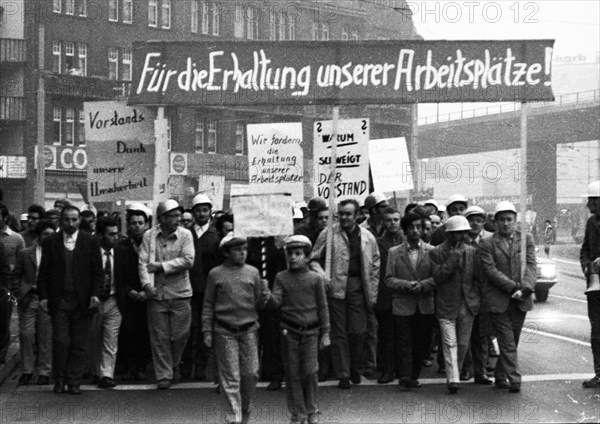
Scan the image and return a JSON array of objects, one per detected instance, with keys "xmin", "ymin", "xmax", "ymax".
[{"xmin": 537, "ymin": 264, "xmax": 557, "ymax": 280}]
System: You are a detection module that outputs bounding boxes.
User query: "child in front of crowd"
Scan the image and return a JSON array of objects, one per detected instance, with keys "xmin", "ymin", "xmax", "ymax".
[
  {"xmin": 269, "ymin": 235, "xmax": 330, "ymax": 424},
  {"xmin": 202, "ymin": 232, "xmax": 270, "ymax": 424}
]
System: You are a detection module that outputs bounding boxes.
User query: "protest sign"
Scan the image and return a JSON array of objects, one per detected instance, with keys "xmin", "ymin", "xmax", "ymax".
[
  {"xmin": 247, "ymin": 123, "xmax": 303, "ymax": 199},
  {"xmin": 198, "ymin": 175, "xmax": 225, "ymax": 211},
  {"xmin": 130, "ymin": 40, "xmax": 555, "ymax": 106},
  {"xmin": 230, "ymin": 193, "xmax": 293, "ymax": 237},
  {"xmin": 369, "ymin": 137, "xmax": 414, "ymax": 193},
  {"xmin": 313, "ymin": 118, "xmax": 370, "ymax": 204},
  {"xmin": 85, "ymin": 101, "xmax": 155, "ymax": 202}
]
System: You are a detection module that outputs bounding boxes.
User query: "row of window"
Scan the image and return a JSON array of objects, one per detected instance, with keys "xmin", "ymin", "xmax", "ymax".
[
  {"xmin": 53, "ymin": 106, "xmax": 85, "ymax": 146},
  {"xmin": 52, "ymin": 41, "xmax": 132, "ymax": 81},
  {"xmin": 51, "ymin": 0, "xmax": 361, "ymax": 41},
  {"xmin": 194, "ymin": 117, "xmax": 246, "ymax": 156}
]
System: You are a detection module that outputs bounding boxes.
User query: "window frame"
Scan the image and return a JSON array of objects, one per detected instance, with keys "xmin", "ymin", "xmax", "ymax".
[
  {"xmin": 52, "ymin": 41, "xmax": 62, "ymax": 74},
  {"xmin": 65, "ymin": 0, "xmax": 74, "ymax": 15},
  {"xmin": 123, "ymin": 0, "xmax": 133, "ymax": 23},
  {"xmin": 78, "ymin": 43, "xmax": 87, "ymax": 76},
  {"xmin": 53, "ymin": 0, "xmax": 62, "ymax": 14},
  {"xmin": 108, "ymin": 0, "xmax": 118, "ymax": 22},
  {"xmin": 211, "ymin": 2, "xmax": 220, "ymax": 36},
  {"xmin": 108, "ymin": 47, "xmax": 119, "ymax": 80},
  {"xmin": 288, "ymin": 14, "xmax": 296, "ymax": 40},
  {"xmin": 235, "ymin": 123, "xmax": 245, "ymax": 155},
  {"xmin": 78, "ymin": 108, "xmax": 86, "ymax": 146},
  {"xmin": 65, "ymin": 108, "xmax": 75, "ymax": 146},
  {"xmin": 53, "ymin": 107, "xmax": 62, "ymax": 145},
  {"xmin": 207, "ymin": 121, "xmax": 217, "ymax": 153},
  {"xmin": 191, "ymin": 0, "xmax": 198, "ymax": 33},
  {"xmin": 194, "ymin": 120, "xmax": 205, "ymax": 153},
  {"xmin": 201, "ymin": 1, "xmax": 209, "ymax": 34},
  {"xmin": 121, "ymin": 48, "xmax": 132, "ymax": 81},
  {"xmin": 234, "ymin": 4, "xmax": 243, "ymax": 38},
  {"xmin": 64, "ymin": 41, "xmax": 75, "ymax": 73},
  {"xmin": 78, "ymin": 0, "xmax": 87, "ymax": 17},
  {"xmin": 148, "ymin": 0, "xmax": 158, "ymax": 27},
  {"xmin": 161, "ymin": 0, "xmax": 171, "ymax": 29}
]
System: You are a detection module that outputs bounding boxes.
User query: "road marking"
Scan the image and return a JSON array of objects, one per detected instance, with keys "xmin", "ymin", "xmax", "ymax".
[
  {"xmin": 549, "ymin": 294, "xmax": 588, "ymax": 304},
  {"xmin": 16, "ymin": 374, "xmax": 596, "ymax": 391},
  {"xmin": 522, "ymin": 327, "xmax": 591, "ymax": 347}
]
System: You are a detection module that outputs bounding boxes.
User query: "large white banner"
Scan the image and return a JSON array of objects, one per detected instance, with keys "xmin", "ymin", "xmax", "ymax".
[
  {"xmin": 247, "ymin": 123, "xmax": 304, "ymax": 200},
  {"xmin": 313, "ymin": 118, "xmax": 370, "ymax": 203},
  {"xmin": 369, "ymin": 137, "xmax": 414, "ymax": 193},
  {"xmin": 85, "ymin": 101, "xmax": 155, "ymax": 202}
]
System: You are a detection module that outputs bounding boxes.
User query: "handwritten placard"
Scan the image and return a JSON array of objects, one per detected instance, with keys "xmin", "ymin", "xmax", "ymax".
[
  {"xmin": 247, "ymin": 123, "xmax": 303, "ymax": 200},
  {"xmin": 369, "ymin": 137, "xmax": 414, "ymax": 193},
  {"xmin": 230, "ymin": 193, "xmax": 293, "ymax": 237}
]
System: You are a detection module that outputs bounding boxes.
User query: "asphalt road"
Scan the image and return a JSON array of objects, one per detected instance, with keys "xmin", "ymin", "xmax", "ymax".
[{"xmin": 1, "ymin": 243, "xmax": 598, "ymax": 424}]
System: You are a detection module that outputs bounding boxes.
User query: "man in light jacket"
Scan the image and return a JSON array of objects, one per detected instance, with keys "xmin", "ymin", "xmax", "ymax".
[{"xmin": 310, "ymin": 199, "xmax": 380, "ymax": 390}]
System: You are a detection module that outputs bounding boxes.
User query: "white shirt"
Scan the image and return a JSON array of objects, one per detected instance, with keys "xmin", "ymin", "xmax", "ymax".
[
  {"xmin": 63, "ymin": 230, "xmax": 79, "ymax": 251},
  {"xmin": 194, "ymin": 222, "xmax": 209, "ymax": 239}
]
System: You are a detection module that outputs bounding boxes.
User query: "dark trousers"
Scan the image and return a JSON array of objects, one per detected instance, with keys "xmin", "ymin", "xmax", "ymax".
[
  {"xmin": 394, "ymin": 312, "xmax": 435, "ymax": 380},
  {"xmin": 375, "ymin": 308, "xmax": 395, "ymax": 375},
  {"xmin": 259, "ymin": 308, "xmax": 283, "ymax": 381},
  {"xmin": 328, "ymin": 290, "xmax": 367, "ymax": 379},
  {"xmin": 0, "ymin": 287, "xmax": 13, "ymax": 362},
  {"xmin": 489, "ymin": 300, "xmax": 526, "ymax": 384},
  {"xmin": 463, "ymin": 313, "xmax": 490, "ymax": 378},
  {"xmin": 117, "ymin": 300, "xmax": 150, "ymax": 372},
  {"xmin": 181, "ymin": 292, "xmax": 209, "ymax": 375},
  {"xmin": 51, "ymin": 296, "xmax": 92, "ymax": 385},
  {"xmin": 587, "ymin": 292, "xmax": 600, "ymax": 377}
]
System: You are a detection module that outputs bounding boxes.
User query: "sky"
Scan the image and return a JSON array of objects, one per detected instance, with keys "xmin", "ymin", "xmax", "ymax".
[{"xmin": 406, "ymin": 0, "xmax": 600, "ymax": 119}]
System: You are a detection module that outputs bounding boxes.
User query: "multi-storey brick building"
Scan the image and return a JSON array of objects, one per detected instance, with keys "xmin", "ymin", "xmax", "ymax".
[{"xmin": 0, "ymin": 0, "xmax": 421, "ymax": 213}]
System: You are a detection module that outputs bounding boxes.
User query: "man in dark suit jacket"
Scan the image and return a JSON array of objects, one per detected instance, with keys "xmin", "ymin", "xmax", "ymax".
[
  {"xmin": 38, "ymin": 205, "xmax": 103, "ymax": 395},
  {"xmin": 480, "ymin": 202, "xmax": 536, "ymax": 394},
  {"xmin": 15, "ymin": 220, "xmax": 56, "ymax": 386}
]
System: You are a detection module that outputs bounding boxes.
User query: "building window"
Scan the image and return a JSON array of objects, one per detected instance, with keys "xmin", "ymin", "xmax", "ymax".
[
  {"xmin": 122, "ymin": 48, "xmax": 132, "ymax": 81},
  {"xmin": 288, "ymin": 14, "xmax": 296, "ymax": 40},
  {"xmin": 212, "ymin": 2, "xmax": 220, "ymax": 36},
  {"xmin": 65, "ymin": 108, "xmax": 75, "ymax": 146},
  {"xmin": 321, "ymin": 23, "xmax": 330, "ymax": 41},
  {"xmin": 341, "ymin": 27, "xmax": 348, "ymax": 40},
  {"xmin": 148, "ymin": 0, "xmax": 158, "ymax": 27},
  {"xmin": 194, "ymin": 120, "xmax": 204, "ymax": 153},
  {"xmin": 207, "ymin": 121, "xmax": 217, "ymax": 153},
  {"xmin": 78, "ymin": 0, "xmax": 87, "ymax": 17},
  {"xmin": 246, "ymin": 7, "xmax": 255, "ymax": 40},
  {"xmin": 65, "ymin": 0, "xmax": 74, "ymax": 15},
  {"xmin": 161, "ymin": 0, "xmax": 171, "ymax": 29},
  {"xmin": 351, "ymin": 31, "xmax": 358, "ymax": 41},
  {"xmin": 65, "ymin": 41, "xmax": 75, "ymax": 72},
  {"xmin": 108, "ymin": 0, "xmax": 118, "ymax": 22},
  {"xmin": 278, "ymin": 12, "xmax": 287, "ymax": 40},
  {"xmin": 78, "ymin": 43, "xmax": 87, "ymax": 76},
  {"xmin": 53, "ymin": 0, "xmax": 61, "ymax": 13},
  {"xmin": 166, "ymin": 116, "xmax": 172, "ymax": 151},
  {"xmin": 53, "ymin": 107, "xmax": 62, "ymax": 145},
  {"xmin": 108, "ymin": 47, "xmax": 119, "ymax": 80},
  {"xmin": 201, "ymin": 1, "xmax": 209, "ymax": 34},
  {"xmin": 191, "ymin": 0, "xmax": 198, "ymax": 33},
  {"xmin": 52, "ymin": 41, "xmax": 61, "ymax": 73},
  {"xmin": 235, "ymin": 123, "xmax": 245, "ymax": 155},
  {"xmin": 312, "ymin": 23, "xmax": 319, "ymax": 40},
  {"xmin": 78, "ymin": 109, "xmax": 85, "ymax": 145},
  {"xmin": 234, "ymin": 4, "xmax": 243, "ymax": 38},
  {"xmin": 123, "ymin": 0, "xmax": 133, "ymax": 23},
  {"xmin": 269, "ymin": 9, "xmax": 276, "ymax": 41}
]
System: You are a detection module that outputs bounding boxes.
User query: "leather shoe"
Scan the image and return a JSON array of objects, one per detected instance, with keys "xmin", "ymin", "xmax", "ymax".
[
  {"xmin": 474, "ymin": 375, "xmax": 493, "ymax": 385},
  {"xmin": 447, "ymin": 382, "xmax": 460, "ymax": 394},
  {"xmin": 18, "ymin": 374, "xmax": 32, "ymax": 386},
  {"xmin": 410, "ymin": 379, "xmax": 421, "ymax": 388},
  {"xmin": 157, "ymin": 379, "xmax": 171, "ymax": 389},
  {"xmin": 494, "ymin": 380, "xmax": 510, "ymax": 389},
  {"xmin": 509, "ymin": 383, "xmax": 521, "ymax": 393},
  {"xmin": 37, "ymin": 375, "xmax": 50, "ymax": 385},
  {"xmin": 460, "ymin": 370, "xmax": 472, "ymax": 381},
  {"xmin": 98, "ymin": 377, "xmax": 117, "ymax": 389},
  {"xmin": 377, "ymin": 373, "xmax": 394, "ymax": 384},
  {"xmin": 338, "ymin": 378, "xmax": 351, "ymax": 389},
  {"xmin": 67, "ymin": 385, "xmax": 81, "ymax": 395},
  {"xmin": 267, "ymin": 380, "xmax": 282, "ymax": 391},
  {"xmin": 582, "ymin": 376, "xmax": 600, "ymax": 388},
  {"xmin": 422, "ymin": 360, "xmax": 433, "ymax": 367},
  {"xmin": 398, "ymin": 377, "xmax": 412, "ymax": 389},
  {"xmin": 53, "ymin": 382, "xmax": 65, "ymax": 394},
  {"xmin": 350, "ymin": 370, "xmax": 362, "ymax": 384}
]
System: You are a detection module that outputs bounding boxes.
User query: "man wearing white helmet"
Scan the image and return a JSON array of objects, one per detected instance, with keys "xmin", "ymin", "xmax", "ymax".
[
  {"xmin": 479, "ymin": 201, "xmax": 536, "ymax": 393},
  {"xmin": 139, "ymin": 199, "xmax": 195, "ymax": 389},
  {"xmin": 430, "ymin": 216, "xmax": 481, "ymax": 394},
  {"xmin": 430, "ymin": 194, "xmax": 468, "ymax": 247},
  {"xmin": 361, "ymin": 192, "xmax": 390, "ymax": 238},
  {"xmin": 181, "ymin": 194, "xmax": 221, "ymax": 381},
  {"xmin": 580, "ymin": 181, "xmax": 600, "ymax": 388}
]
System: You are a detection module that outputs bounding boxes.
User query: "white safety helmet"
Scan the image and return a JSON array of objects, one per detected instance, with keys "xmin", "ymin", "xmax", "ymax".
[
  {"xmin": 445, "ymin": 194, "xmax": 468, "ymax": 208},
  {"xmin": 583, "ymin": 181, "xmax": 600, "ymax": 198},
  {"xmin": 445, "ymin": 216, "xmax": 471, "ymax": 232},
  {"xmin": 364, "ymin": 192, "xmax": 388, "ymax": 210},
  {"xmin": 424, "ymin": 199, "xmax": 439, "ymax": 212},
  {"xmin": 127, "ymin": 203, "xmax": 152, "ymax": 219},
  {"xmin": 464, "ymin": 206, "xmax": 486, "ymax": 219},
  {"xmin": 156, "ymin": 199, "xmax": 183, "ymax": 217},
  {"xmin": 191, "ymin": 193, "xmax": 213, "ymax": 209},
  {"xmin": 494, "ymin": 201, "xmax": 517, "ymax": 217}
]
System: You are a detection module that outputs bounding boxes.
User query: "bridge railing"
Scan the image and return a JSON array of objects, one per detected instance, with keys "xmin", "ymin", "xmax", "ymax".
[{"xmin": 418, "ymin": 89, "xmax": 599, "ymax": 125}]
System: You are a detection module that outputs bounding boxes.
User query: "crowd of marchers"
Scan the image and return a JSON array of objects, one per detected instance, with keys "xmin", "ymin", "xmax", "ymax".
[{"xmin": 0, "ymin": 181, "xmax": 599, "ymax": 424}]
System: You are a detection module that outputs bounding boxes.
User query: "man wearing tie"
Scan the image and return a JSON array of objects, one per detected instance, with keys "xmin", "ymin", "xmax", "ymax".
[
  {"xmin": 38, "ymin": 205, "xmax": 103, "ymax": 394},
  {"xmin": 92, "ymin": 217, "xmax": 123, "ymax": 389}
]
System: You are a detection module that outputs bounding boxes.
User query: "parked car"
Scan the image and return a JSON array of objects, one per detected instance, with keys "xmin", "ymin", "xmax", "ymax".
[{"xmin": 535, "ymin": 255, "xmax": 558, "ymax": 302}]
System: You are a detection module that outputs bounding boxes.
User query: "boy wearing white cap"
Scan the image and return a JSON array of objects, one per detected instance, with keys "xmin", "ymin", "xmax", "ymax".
[
  {"xmin": 270, "ymin": 235, "xmax": 330, "ymax": 424},
  {"xmin": 202, "ymin": 233, "xmax": 270, "ymax": 424}
]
